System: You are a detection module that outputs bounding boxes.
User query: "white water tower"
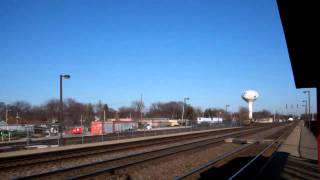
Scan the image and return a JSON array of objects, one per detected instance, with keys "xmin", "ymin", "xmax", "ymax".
[{"xmin": 241, "ymin": 90, "xmax": 259, "ymax": 120}]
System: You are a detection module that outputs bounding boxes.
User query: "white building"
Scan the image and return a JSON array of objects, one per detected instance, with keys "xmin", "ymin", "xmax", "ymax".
[{"xmin": 197, "ymin": 117, "xmax": 223, "ymax": 124}]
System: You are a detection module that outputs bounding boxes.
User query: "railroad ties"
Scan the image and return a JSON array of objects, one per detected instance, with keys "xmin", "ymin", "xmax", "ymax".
[{"xmin": 0, "ymin": 122, "xmax": 296, "ymax": 180}]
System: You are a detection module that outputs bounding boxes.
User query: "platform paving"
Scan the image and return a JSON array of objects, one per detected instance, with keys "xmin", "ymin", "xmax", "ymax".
[
  {"xmin": 278, "ymin": 121, "xmax": 301, "ymax": 157},
  {"xmin": 300, "ymin": 122, "xmax": 318, "ymax": 160},
  {"xmin": 258, "ymin": 121, "xmax": 319, "ymax": 180},
  {"xmin": 278, "ymin": 120, "xmax": 317, "ymax": 160}
]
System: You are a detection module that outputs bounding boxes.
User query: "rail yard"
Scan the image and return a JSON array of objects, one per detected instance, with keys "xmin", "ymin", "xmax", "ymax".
[{"xmin": 0, "ymin": 122, "xmax": 297, "ymax": 180}]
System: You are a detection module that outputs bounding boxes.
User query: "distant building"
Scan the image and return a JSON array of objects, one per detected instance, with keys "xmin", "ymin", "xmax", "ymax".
[
  {"xmin": 255, "ymin": 118, "xmax": 274, "ymax": 123},
  {"xmin": 197, "ymin": 117, "xmax": 223, "ymax": 124},
  {"xmin": 107, "ymin": 118, "xmax": 133, "ymax": 122},
  {"xmin": 0, "ymin": 121, "xmax": 33, "ymax": 132},
  {"xmin": 140, "ymin": 118, "xmax": 179, "ymax": 127}
]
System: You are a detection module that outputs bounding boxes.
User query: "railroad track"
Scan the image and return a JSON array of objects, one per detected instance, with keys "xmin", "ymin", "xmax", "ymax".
[
  {"xmin": 0, "ymin": 123, "xmax": 271, "ymax": 151},
  {"xmin": 0, "ymin": 126, "xmax": 250, "ymax": 169},
  {"xmin": 11, "ymin": 124, "xmax": 290, "ymax": 180},
  {"xmin": 174, "ymin": 122, "xmax": 295, "ymax": 180}
]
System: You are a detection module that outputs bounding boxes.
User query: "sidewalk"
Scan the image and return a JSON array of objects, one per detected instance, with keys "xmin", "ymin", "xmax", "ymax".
[
  {"xmin": 300, "ymin": 121, "xmax": 318, "ymax": 160},
  {"xmin": 278, "ymin": 121, "xmax": 302, "ymax": 157},
  {"xmin": 258, "ymin": 121, "xmax": 319, "ymax": 180},
  {"xmin": 278, "ymin": 120, "xmax": 317, "ymax": 160}
]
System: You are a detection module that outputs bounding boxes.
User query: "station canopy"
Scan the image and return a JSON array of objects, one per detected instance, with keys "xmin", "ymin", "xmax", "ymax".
[{"xmin": 277, "ymin": 0, "xmax": 320, "ymax": 88}]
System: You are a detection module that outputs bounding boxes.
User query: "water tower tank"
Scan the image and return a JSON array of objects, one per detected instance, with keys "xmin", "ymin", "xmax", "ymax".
[{"xmin": 241, "ymin": 90, "xmax": 259, "ymax": 120}]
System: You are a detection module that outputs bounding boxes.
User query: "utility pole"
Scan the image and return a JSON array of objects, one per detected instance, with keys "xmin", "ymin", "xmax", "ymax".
[
  {"xmin": 225, "ymin": 104, "xmax": 230, "ymax": 120},
  {"xmin": 98, "ymin": 100, "xmax": 103, "ymax": 120},
  {"xmin": 140, "ymin": 94, "xmax": 143, "ymax": 123},
  {"xmin": 59, "ymin": 74, "xmax": 70, "ymax": 146},
  {"xmin": 182, "ymin": 97, "xmax": 190, "ymax": 127},
  {"xmin": 302, "ymin": 100, "xmax": 307, "ymax": 126},
  {"xmin": 303, "ymin": 90, "xmax": 311, "ymax": 129},
  {"xmin": 5, "ymin": 108, "xmax": 11, "ymax": 124},
  {"xmin": 80, "ymin": 114, "xmax": 84, "ymax": 144},
  {"xmin": 16, "ymin": 112, "xmax": 20, "ymax": 124}
]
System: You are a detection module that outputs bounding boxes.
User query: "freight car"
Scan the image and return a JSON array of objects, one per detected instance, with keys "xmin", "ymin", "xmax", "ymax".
[{"xmin": 91, "ymin": 121, "xmax": 138, "ymax": 135}]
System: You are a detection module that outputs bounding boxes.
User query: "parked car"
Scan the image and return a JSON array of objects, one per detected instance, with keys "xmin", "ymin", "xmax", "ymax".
[
  {"xmin": 145, "ymin": 124, "xmax": 152, "ymax": 130},
  {"xmin": 70, "ymin": 127, "xmax": 83, "ymax": 134}
]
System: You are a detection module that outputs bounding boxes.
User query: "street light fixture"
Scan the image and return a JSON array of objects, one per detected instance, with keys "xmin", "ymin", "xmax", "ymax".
[
  {"xmin": 16, "ymin": 112, "xmax": 21, "ymax": 124},
  {"xmin": 59, "ymin": 74, "xmax": 71, "ymax": 146},
  {"xmin": 182, "ymin": 97, "xmax": 190, "ymax": 128},
  {"xmin": 225, "ymin": 104, "xmax": 230, "ymax": 120},
  {"xmin": 5, "ymin": 107, "xmax": 12, "ymax": 130},
  {"xmin": 302, "ymin": 100, "xmax": 308, "ymax": 127},
  {"xmin": 303, "ymin": 90, "xmax": 311, "ymax": 129},
  {"xmin": 5, "ymin": 108, "xmax": 12, "ymax": 124}
]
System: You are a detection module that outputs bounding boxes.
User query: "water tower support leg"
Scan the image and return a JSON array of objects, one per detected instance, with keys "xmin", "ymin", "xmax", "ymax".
[{"xmin": 248, "ymin": 101, "xmax": 253, "ymax": 122}]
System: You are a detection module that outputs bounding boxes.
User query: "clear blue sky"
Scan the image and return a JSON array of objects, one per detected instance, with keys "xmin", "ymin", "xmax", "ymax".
[{"xmin": 0, "ymin": 0, "xmax": 316, "ymax": 113}]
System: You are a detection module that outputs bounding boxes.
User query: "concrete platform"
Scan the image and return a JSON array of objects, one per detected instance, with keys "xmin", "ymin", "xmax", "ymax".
[
  {"xmin": 277, "ymin": 121, "xmax": 302, "ymax": 157},
  {"xmin": 278, "ymin": 120, "xmax": 317, "ymax": 160},
  {"xmin": 258, "ymin": 120, "xmax": 319, "ymax": 179}
]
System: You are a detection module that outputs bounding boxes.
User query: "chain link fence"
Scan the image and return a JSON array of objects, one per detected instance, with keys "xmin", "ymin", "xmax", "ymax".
[{"xmin": 0, "ymin": 121, "xmax": 242, "ymax": 152}]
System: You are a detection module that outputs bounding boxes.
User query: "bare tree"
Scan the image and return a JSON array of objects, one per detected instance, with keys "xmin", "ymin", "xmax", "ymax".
[
  {"xmin": 118, "ymin": 106, "xmax": 136, "ymax": 119},
  {"xmin": 64, "ymin": 99, "xmax": 86, "ymax": 127},
  {"xmin": 44, "ymin": 99, "xmax": 60, "ymax": 123},
  {"xmin": 253, "ymin": 109, "xmax": 272, "ymax": 119},
  {"xmin": 147, "ymin": 101, "xmax": 183, "ymax": 119},
  {"xmin": 238, "ymin": 106, "xmax": 249, "ymax": 122},
  {"xmin": 203, "ymin": 108, "xmax": 224, "ymax": 118},
  {"xmin": 0, "ymin": 102, "xmax": 6, "ymax": 121}
]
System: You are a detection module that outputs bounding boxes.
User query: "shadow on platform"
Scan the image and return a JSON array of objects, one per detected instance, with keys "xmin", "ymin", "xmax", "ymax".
[{"xmin": 198, "ymin": 152, "xmax": 319, "ymax": 180}]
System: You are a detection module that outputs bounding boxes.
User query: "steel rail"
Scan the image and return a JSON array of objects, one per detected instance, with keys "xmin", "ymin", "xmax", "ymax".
[
  {"xmin": 228, "ymin": 122, "xmax": 296, "ymax": 180},
  {"xmin": 15, "ymin": 126, "xmax": 271, "ymax": 180},
  {"xmin": 67, "ymin": 128, "xmax": 264, "ymax": 180},
  {"xmin": 228, "ymin": 140, "xmax": 278, "ymax": 179},
  {"xmin": 0, "ymin": 125, "xmax": 245, "ymax": 148},
  {"xmin": 174, "ymin": 143, "xmax": 256, "ymax": 180},
  {"xmin": 0, "ymin": 127, "xmax": 244, "ymax": 169},
  {"xmin": 174, "ymin": 123, "xmax": 294, "ymax": 180}
]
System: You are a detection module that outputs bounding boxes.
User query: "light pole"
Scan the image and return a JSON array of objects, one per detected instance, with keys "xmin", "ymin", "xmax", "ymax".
[
  {"xmin": 303, "ymin": 90, "xmax": 311, "ymax": 129},
  {"xmin": 302, "ymin": 100, "xmax": 307, "ymax": 127},
  {"xmin": 59, "ymin": 74, "xmax": 70, "ymax": 146},
  {"xmin": 218, "ymin": 112, "xmax": 222, "ymax": 122},
  {"xmin": 16, "ymin": 112, "xmax": 21, "ymax": 124},
  {"xmin": 182, "ymin": 97, "xmax": 190, "ymax": 127},
  {"xmin": 5, "ymin": 107, "xmax": 11, "ymax": 130},
  {"xmin": 5, "ymin": 108, "xmax": 11, "ymax": 124},
  {"xmin": 225, "ymin": 104, "xmax": 230, "ymax": 121},
  {"xmin": 140, "ymin": 94, "xmax": 143, "ymax": 123},
  {"xmin": 80, "ymin": 114, "xmax": 84, "ymax": 144}
]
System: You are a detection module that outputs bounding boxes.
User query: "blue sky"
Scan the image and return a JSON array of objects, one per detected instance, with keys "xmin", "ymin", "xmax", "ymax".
[{"xmin": 0, "ymin": 0, "xmax": 316, "ymax": 113}]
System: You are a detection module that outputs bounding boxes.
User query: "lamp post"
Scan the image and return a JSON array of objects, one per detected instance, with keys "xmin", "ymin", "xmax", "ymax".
[
  {"xmin": 140, "ymin": 94, "xmax": 143, "ymax": 123},
  {"xmin": 218, "ymin": 111, "xmax": 222, "ymax": 122},
  {"xmin": 225, "ymin": 104, "xmax": 230, "ymax": 121},
  {"xmin": 80, "ymin": 114, "xmax": 84, "ymax": 144},
  {"xmin": 182, "ymin": 97, "xmax": 190, "ymax": 128},
  {"xmin": 16, "ymin": 112, "xmax": 20, "ymax": 124},
  {"xmin": 302, "ymin": 100, "xmax": 308, "ymax": 127},
  {"xmin": 5, "ymin": 108, "xmax": 11, "ymax": 124},
  {"xmin": 303, "ymin": 90, "xmax": 311, "ymax": 129},
  {"xmin": 59, "ymin": 74, "xmax": 70, "ymax": 146},
  {"xmin": 5, "ymin": 107, "xmax": 11, "ymax": 130}
]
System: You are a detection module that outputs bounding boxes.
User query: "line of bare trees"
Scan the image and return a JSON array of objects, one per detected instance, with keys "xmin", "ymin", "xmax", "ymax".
[{"xmin": 0, "ymin": 99, "xmax": 275, "ymax": 127}]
